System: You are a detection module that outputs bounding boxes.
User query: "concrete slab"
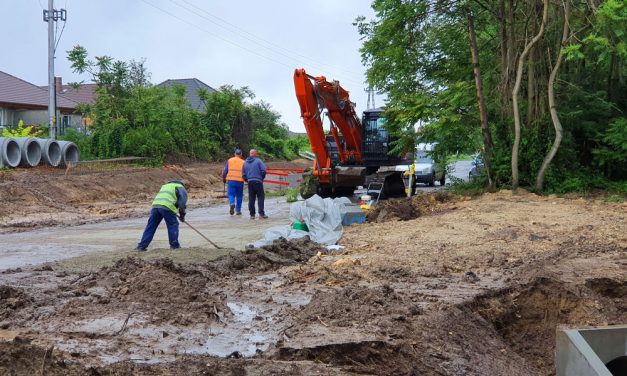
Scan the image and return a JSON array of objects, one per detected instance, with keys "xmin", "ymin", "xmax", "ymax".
[{"xmin": 556, "ymin": 325, "xmax": 627, "ymax": 376}]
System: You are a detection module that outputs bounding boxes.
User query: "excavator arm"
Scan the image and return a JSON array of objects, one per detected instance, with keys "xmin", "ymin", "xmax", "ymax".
[{"xmin": 293, "ymin": 69, "xmax": 364, "ymax": 185}]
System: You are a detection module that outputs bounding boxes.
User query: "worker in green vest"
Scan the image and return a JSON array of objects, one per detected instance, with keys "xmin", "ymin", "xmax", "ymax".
[{"xmin": 136, "ymin": 180, "xmax": 190, "ymax": 251}]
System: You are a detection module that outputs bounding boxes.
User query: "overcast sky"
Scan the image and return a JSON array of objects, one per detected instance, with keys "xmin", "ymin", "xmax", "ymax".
[{"xmin": 1, "ymin": 0, "xmax": 376, "ymax": 132}]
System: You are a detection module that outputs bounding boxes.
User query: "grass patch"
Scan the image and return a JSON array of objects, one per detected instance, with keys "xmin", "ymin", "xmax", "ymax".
[
  {"xmin": 265, "ymin": 187, "xmax": 299, "ymax": 202},
  {"xmin": 603, "ymin": 194, "xmax": 624, "ymax": 203},
  {"xmin": 448, "ymin": 153, "xmax": 474, "ymax": 163},
  {"xmin": 447, "ymin": 176, "xmax": 487, "ymax": 197}
]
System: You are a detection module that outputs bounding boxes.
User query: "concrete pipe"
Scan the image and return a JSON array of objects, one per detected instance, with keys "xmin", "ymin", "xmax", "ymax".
[
  {"xmin": 0, "ymin": 137, "xmax": 21, "ymax": 168},
  {"xmin": 34, "ymin": 138, "xmax": 62, "ymax": 167},
  {"xmin": 56, "ymin": 140, "xmax": 80, "ymax": 167},
  {"xmin": 14, "ymin": 137, "xmax": 42, "ymax": 167}
]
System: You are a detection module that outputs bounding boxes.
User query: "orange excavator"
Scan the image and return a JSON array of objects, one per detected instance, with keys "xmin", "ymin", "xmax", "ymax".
[{"xmin": 294, "ymin": 68, "xmax": 410, "ymax": 198}]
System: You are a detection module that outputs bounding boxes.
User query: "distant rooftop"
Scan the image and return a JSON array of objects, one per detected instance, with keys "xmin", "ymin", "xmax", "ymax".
[
  {"xmin": 0, "ymin": 71, "xmax": 78, "ymax": 110},
  {"xmin": 157, "ymin": 78, "xmax": 217, "ymax": 111},
  {"xmin": 40, "ymin": 83, "xmax": 98, "ymax": 105}
]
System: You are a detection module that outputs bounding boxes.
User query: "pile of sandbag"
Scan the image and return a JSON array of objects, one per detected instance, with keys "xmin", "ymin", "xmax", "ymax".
[{"xmin": 250, "ymin": 195, "xmax": 351, "ymax": 248}]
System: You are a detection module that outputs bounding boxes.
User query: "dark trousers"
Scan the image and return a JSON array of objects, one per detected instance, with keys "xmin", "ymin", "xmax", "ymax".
[
  {"xmin": 227, "ymin": 180, "xmax": 244, "ymax": 212},
  {"xmin": 137, "ymin": 207, "xmax": 180, "ymax": 249},
  {"xmin": 247, "ymin": 180, "xmax": 265, "ymax": 216}
]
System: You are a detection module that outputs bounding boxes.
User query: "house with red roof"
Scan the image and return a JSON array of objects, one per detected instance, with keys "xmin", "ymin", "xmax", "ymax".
[{"xmin": 0, "ymin": 71, "xmax": 85, "ymax": 135}]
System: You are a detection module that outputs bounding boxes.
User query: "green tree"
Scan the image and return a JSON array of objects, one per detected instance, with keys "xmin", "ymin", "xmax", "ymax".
[{"xmin": 356, "ymin": 0, "xmax": 627, "ymax": 193}]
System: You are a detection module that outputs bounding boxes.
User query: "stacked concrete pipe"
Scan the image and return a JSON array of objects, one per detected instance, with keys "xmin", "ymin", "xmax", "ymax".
[
  {"xmin": 34, "ymin": 138, "xmax": 62, "ymax": 167},
  {"xmin": 14, "ymin": 137, "xmax": 42, "ymax": 167},
  {"xmin": 56, "ymin": 140, "xmax": 80, "ymax": 167},
  {"xmin": 0, "ymin": 137, "xmax": 21, "ymax": 168}
]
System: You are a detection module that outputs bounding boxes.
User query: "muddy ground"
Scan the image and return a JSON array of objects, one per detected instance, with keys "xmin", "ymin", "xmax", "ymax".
[{"xmin": 0, "ymin": 186, "xmax": 625, "ymax": 374}]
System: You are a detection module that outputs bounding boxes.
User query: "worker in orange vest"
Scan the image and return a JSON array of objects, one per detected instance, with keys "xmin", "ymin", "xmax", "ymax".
[{"xmin": 222, "ymin": 149, "xmax": 245, "ymax": 215}]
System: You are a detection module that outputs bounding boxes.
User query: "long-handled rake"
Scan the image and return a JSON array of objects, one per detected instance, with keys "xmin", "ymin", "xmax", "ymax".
[{"xmin": 183, "ymin": 220, "xmax": 222, "ymax": 249}]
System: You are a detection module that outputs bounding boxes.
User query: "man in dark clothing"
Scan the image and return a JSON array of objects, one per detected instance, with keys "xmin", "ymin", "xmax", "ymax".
[
  {"xmin": 136, "ymin": 179, "xmax": 189, "ymax": 251},
  {"xmin": 242, "ymin": 149, "xmax": 267, "ymax": 219}
]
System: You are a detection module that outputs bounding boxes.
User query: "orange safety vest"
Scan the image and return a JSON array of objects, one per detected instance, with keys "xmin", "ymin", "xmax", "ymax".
[{"xmin": 226, "ymin": 156, "xmax": 245, "ymax": 182}]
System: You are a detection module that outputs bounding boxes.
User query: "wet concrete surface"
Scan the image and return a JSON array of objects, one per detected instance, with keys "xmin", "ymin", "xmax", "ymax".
[
  {"xmin": 0, "ymin": 161, "xmax": 471, "ymax": 271},
  {"xmin": 0, "ymin": 198, "xmax": 291, "ymax": 270}
]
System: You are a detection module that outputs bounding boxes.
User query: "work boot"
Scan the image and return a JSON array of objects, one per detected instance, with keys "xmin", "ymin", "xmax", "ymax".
[{"xmin": 229, "ymin": 205, "xmax": 235, "ymax": 215}]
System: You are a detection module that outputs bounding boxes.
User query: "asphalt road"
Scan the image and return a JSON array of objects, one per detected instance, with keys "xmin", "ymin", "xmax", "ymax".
[{"xmin": 415, "ymin": 160, "xmax": 473, "ymax": 192}]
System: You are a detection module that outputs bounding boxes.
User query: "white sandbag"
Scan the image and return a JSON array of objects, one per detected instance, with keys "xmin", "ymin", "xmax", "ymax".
[
  {"xmin": 249, "ymin": 226, "xmax": 310, "ymax": 248},
  {"xmin": 250, "ymin": 195, "xmax": 352, "ymax": 247}
]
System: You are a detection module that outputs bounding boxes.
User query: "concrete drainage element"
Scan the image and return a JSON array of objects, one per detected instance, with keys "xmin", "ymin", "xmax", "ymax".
[
  {"xmin": 34, "ymin": 138, "xmax": 62, "ymax": 167},
  {"xmin": 56, "ymin": 141, "xmax": 80, "ymax": 167},
  {"xmin": 0, "ymin": 137, "xmax": 21, "ymax": 168},
  {"xmin": 14, "ymin": 137, "xmax": 42, "ymax": 167},
  {"xmin": 556, "ymin": 325, "xmax": 627, "ymax": 376}
]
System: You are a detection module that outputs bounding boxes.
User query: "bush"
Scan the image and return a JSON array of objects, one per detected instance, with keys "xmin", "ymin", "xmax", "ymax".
[{"xmin": 58, "ymin": 128, "xmax": 95, "ymax": 160}]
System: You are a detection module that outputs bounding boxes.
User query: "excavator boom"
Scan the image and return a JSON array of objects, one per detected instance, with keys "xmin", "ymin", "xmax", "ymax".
[{"xmin": 293, "ymin": 69, "xmax": 364, "ymax": 186}]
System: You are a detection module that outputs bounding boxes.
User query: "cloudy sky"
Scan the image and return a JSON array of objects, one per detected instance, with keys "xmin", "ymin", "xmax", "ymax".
[{"xmin": 1, "ymin": 0, "xmax": 376, "ymax": 132}]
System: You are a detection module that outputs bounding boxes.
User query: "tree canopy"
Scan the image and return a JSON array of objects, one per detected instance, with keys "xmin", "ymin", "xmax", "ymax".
[
  {"xmin": 356, "ymin": 0, "xmax": 626, "ymax": 193},
  {"xmin": 65, "ymin": 46, "xmax": 305, "ymax": 162}
]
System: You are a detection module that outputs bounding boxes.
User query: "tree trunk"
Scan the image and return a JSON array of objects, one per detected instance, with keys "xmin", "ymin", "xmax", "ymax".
[
  {"xmin": 536, "ymin": 0, "xmax": 571, "ymax": 191},
  {"xmin": 505, "ymin": 0, "xmax": 516, "ymax": 107},
  {"xmin": 467, "ymin": 7, "xmax": 495, "ymax": 189},
  {"xmin": 511, "ymin": 0, "xmax": 548, "ymax": 190},
  {"xmin": 499, "ymin": 0, "xmax": 508, "ymax": 102}
]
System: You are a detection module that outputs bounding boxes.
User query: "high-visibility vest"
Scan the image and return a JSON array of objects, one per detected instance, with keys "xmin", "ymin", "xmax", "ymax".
[
  {"xmin": 226, "ymin": 157, "xmax": 245, "ymax": 182},
  {"xmin": 152, "ymin": 182, "xmax": 184, "ymax": 213}
]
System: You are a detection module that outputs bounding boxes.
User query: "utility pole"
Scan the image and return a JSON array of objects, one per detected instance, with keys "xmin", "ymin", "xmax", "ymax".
[
  {"xmin": 43, "ymin": 0, "xmax": 66, "ymax": 139},
  {"xmin": 365, "ymin": 87, "xmax": 376, "ymax": 109}
]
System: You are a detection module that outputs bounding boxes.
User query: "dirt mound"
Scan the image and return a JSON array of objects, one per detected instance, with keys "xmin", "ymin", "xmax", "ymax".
[
  {"xmin": 471, "ymin": 276, "xmax": 627, "ymax": 374},
  {"xmin": 367, "ymin": 192, "xmax": 455, "ymax": 222},
  {"xmin": 277, "ymin": 305, "xmax": 536, "ymax": 376},
  {"xmin": 68, "ymin": 257, "xmax": 229, "ymax": 325},
  {"xmin": 0, "ymin": 340, "xmax": 87, "ymax": 376},
  {"xmin": 295, "ymin": 285, "xmax": 412, "ymax": 328},
  {"xmin": 0, "ymin": 286, "xmax": 32, "ymax": 320},
  {"xmin": 80, "ymin": 257, "xmax": 210, "ymax": 304},
  {"xmin": 260, "ymin": 237, "xmax": 325, "ymax": 262},
  {"xmin": 0, "ymin": 340, "xmax": 351, "ymax": 376},
  {"xmin": 202, "ymin": 237, "xmax": 326, "ymax": 278}
]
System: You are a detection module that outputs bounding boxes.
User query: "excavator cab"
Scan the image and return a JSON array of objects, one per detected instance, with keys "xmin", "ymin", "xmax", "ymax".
[{"xmin": 362, "ymin": 108, "xmax": 390, "ymax": 166}]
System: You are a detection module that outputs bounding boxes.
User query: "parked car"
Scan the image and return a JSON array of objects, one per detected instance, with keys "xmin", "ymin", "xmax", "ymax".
[
  {"xmin": 469, "ymin": 153, "xmax": 485, "ymax": 180},
  {"xmin": 414, "ymin": 144, "xmax": 445, "ymax": 187}
]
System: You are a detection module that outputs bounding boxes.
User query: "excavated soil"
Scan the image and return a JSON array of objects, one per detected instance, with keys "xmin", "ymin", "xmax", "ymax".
[
  {"xmin": 366, "ymin": 191, "xmax": 456, "ymax": 222},
  {"xmin": 0, "ymin": 189, "xmax": 625, "ymax": 375}
]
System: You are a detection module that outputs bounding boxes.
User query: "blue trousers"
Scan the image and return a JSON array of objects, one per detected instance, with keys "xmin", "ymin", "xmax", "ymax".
[
  {"xmin": 137, "ymin": 207, "xmax": 180, "ymax": 249},
  {"xmin": 248, "ymin": 180, "xmax": 265, "ymax": 216},
  {"xmin": 227, "ymin": 180, "xmax": 244, "ymax": 212}
]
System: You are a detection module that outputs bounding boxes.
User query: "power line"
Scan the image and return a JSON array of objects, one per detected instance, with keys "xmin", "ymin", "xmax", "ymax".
[
  {"xmin": 138, "ymin": 0, "xmax": 364, "ymax": 87},
  {"xmin": 174, "ymin": 0, "xmax": 364, "ymax": 81},
  {"xmin": 141, "ymin": 0, "xmax": 364, "ymax": 88},
  {"xmin": 162, "ymin": 0, "xmax": 364, "ymax": 85}
]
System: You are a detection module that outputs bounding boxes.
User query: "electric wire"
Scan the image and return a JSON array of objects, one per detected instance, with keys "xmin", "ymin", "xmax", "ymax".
[
  {"xmin": 164, "ymin": 0, "xmax": 364, "ymax": 85},
  {"xmin": 174, "ymin": 0, "xmax": 364, "ymax": 81},
  {"xmin": 138, "ymin": 0, "xmax": 364, "ymax": 87}
]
